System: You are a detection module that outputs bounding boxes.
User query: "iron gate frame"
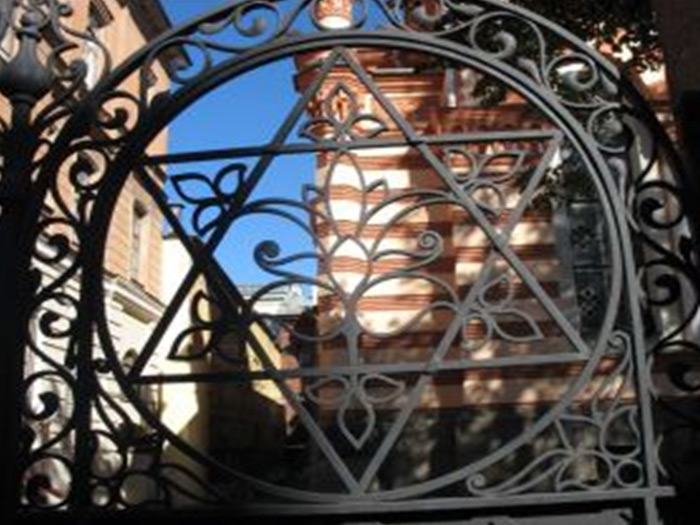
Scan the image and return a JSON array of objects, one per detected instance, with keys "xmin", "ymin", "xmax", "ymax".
[{"xmin": 0, "ymin": 1, "xmax": 698, "ymax": 524}]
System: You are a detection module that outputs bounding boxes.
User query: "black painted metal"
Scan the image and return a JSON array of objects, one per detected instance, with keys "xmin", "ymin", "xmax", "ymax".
[{"xmin": 0, "ymin": 1, "xmax": 698, "ymax": 524}]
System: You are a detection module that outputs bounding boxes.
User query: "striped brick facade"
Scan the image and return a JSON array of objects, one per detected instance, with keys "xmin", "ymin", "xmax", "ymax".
[{"xmin": 294, "ymin": 45, "xmax": 582, "ymax": 415}]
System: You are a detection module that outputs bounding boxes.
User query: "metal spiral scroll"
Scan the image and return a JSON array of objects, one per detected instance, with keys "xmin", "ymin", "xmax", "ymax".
[{"xmin": 0, "ymin": 0, "xmax": 693, "ymax": 517}]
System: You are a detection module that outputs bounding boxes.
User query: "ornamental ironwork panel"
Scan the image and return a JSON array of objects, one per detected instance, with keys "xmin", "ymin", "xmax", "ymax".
[{"xmin": 0, "ymin": 1, "xmax": 698, "ymax": 524}]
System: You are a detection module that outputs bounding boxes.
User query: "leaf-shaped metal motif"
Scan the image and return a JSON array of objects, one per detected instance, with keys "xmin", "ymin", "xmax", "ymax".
[
  {"xmin": 465, "ymin": 179, "xmax": 506, "ymax": 217},
  {"xmin": 171, "ymin": 173, "xmax": 222, "ymax": 236},
  {"xmin": 324, "ymin": 153, "xmax": 368, "ymax": 236},
  {"xmin": 600, "ymin": 406, "xmax": 642, "ymax": 461},
  {"xmin": 190, "ymin": 290, "xmax": 223, "ymax": 324},
  {"xmin": 360, "ymin": 374, "xmax": 405, "ymax": 405},
  {"xmin": 212, "ymin": 163, "xmax": 246, "ymax": 198},
  {"xmin": 301, "ymin": 80, "xmax": 390, "ymax": 142},
  {"xmin": 446, "ymin": 146, "xmax": 478, "ymax": 182},
  {"xmin": 337, "ymin": 392, "xmax": 375, "ymax": 450},
  {"xmin": 192, "ymin": 204, "xmax": 224, "ymax": 236},
  {"xmin": 169, "ymin": 321, "xmax": 249, "ymax": 364},
  {"xmin": 348, "ymin": 114, "xmax": 388, "ymax": 140},
  {"xmin": 478, "ymin": 273, "xmax": 515, "ymax": 310},
  {"xmin": 304, "ymin": 373, "xmax": 404, "ymax": 450},
  {"xmin": 480, "ymin": 151, "xmax": 529, "ymax": 183},
  {"xmin": 169, "ymin": 325, "xmax": 215, "ymax": 361},
  {"xmin": 305, "ymin": 376, "xmax": 351, "ymax": 407},
  {"xmin": 171, "ymin": 164, "xmax": 247, "ymax": 237},
  {"xmin": 516, "ymin": 57, "xmax": 543, "ymax": 84},
  {"xmin": 322, "ymin": 82, "xmax": 359, "ymax": 129},
  {"xmin": 299, "ymin": 117, "xmax": 335, "ymax": 142},
  {"xmin": 171, "ymin": 173, "xmax": 217, "ymax": 205},
  {"xmin": 168, "ymin": 291, "xmax": 230, "ymax": 361},
  {"xmin": 489, "ymin": 308, "xmax": 543, "ymax": 343}
]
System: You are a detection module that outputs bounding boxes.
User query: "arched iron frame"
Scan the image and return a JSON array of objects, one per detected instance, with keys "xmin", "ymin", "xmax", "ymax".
[{"xmin": 0, "ymin": 1, "xmax": 698, "ymax": 524}]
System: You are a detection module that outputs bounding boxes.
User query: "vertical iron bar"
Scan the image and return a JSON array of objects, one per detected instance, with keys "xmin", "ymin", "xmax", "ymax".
[
  {"xmin": 676, "ymin": 91, "xmax": 700, "ymax": 252},
  {"xmin": 0, "ymin": 7, "xmax": 55, "ymax": 521},
  {"xmin": 71, "ymin": 219, "xmax": 97, "ymax": 512},
  {"xmin": 0, "ymin": 99, "xmax": 38, "ymax": 524}
]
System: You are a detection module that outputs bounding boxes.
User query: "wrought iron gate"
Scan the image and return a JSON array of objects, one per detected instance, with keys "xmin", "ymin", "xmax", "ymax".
[{"xmin": 1, "ymin": 1, "xmax": 699, "ymax": 524}]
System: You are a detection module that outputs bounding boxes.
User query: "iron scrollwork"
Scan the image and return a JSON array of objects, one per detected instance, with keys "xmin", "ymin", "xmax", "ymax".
[{"xmin": 0, "ymin": 0, "xmax": 695, "ymax": 522}]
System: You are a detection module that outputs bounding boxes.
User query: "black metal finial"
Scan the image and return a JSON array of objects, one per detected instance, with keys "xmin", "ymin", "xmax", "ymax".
[{"xmin": 0, "ymin": 8, "xmax": 53, "ymax": 107}]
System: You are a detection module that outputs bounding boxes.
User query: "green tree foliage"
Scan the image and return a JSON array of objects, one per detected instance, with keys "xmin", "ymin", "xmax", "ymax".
[{"xmin": 513, "ymin": 0, "xmax": 662, "ymax": 72}]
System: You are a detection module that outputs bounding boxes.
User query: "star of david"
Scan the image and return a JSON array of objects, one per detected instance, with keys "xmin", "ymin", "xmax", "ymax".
[{"xmin": 132, "ymin": 47, "xmax": 591, "ymax": 495}]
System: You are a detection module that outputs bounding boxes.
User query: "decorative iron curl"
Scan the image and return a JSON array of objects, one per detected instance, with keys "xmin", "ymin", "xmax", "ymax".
[
  {"xmin": 465, "ymin": 331, "xmax": 643, "ymax": 496},
  {"xmin": 21, "ymin": 453, "xmax": 73, "ymax": 509},
  {"xmin": 608, "ymin": 72, "xmax": 700, "ymax": 491},
  {"xmin": 20, "ymin": 366, "xmax": 76, "ymax": 510},
  {"xmin": 11, "ymin": 0, "xmax": 118, "ymax": 501},
  {"xmin": 128, "ymin": 0, "xmax": 619, "ymax": 116},
  {"xmin": 19, "ymin": 0, "xmax": 111, "ymax": 128}
]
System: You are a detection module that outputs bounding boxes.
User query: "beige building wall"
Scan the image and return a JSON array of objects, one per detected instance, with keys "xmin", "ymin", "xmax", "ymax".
[{"xmin": 92, "ymin": 0, "xmax": 171, "ymax": 297}]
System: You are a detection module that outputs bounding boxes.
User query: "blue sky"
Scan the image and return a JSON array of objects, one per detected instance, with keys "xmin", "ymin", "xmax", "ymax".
[
  {"xmin": 162, "ymin": 1, "xmax": 316, "ymax": 286},
  {"xmin": 164, "ymin": 0, "xmax": 227, "ymax": 23}
]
